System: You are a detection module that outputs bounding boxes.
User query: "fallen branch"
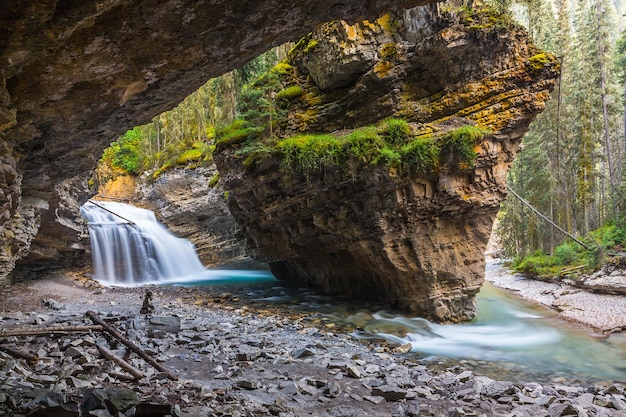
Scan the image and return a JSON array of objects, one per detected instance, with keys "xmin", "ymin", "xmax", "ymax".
[
  {"xmin": 506, "ymin": 185, "xmax": 592, "ymax": 250},
  {"xmin": 86, "ymin": 310, "xmax": 178, "ymax": 381},
  {"xmin": 0, "ymin": 325, "xmax": 103, "ymax": 338},
  {"xmin": 0, "ymin": 344, "xmax": 38, "ymax": 364},
  {"xmin": 559, "ymin": 265, "xmax": 586, "ymax": 276},
  {"xmin": 97, "ymin": 344, "xmax": 145, "ymax": 380}
]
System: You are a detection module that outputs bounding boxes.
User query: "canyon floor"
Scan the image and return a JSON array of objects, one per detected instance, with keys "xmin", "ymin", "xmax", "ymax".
[{"xmin": 0, "ymin": 266, "xmax": 625, "ymax": 416}]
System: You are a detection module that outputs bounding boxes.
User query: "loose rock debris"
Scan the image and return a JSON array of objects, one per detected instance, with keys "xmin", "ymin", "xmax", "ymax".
[{"xmin": 1, "ymin": 288, "xmax": 625, "ymax": 417}]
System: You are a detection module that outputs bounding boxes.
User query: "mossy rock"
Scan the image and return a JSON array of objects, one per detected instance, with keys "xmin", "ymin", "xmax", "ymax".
[{"xmin": 527, "ymin": 53, "xmax": 559, "ymax": 74}]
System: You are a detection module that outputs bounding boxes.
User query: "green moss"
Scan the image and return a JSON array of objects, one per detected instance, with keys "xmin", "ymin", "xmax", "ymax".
[
  {"xmin": 346, "ymin": 126, "xmax": 384, "ymax": 163},
  {"xmin": 304, "ymin": 39, "xmax": 319, "ymax": 54},
  {"xmin": 527, "ymin": 53, "xmax": 559, "ymax": 74},
  {"xmin": 276, "ymin": 86, "xmax": 303, "ymax": 101},
  {"xmin": 277, "ymin": 134, "xmax": 345, "ymax": 175},
  {"xmin": 176, "ymin": 148, "xmax": 203, "ymax": 165},
  {"xmin": 271, "ymin": 62, "xmax": 294, "ymax": 76},
  {"xmin": 208, "ymin": 173, "xmax": 220, "ymax": 187},
  {"xmin": 382, "ymin": 118, "xmax": 411, "ymax": 145},
  {"xmin": 373, "ymin": 146, "xmax": 402, "ymax": 167},
  {"xmin": 216, "ymin": 119, "xmax": 264, "ymax": 149}
]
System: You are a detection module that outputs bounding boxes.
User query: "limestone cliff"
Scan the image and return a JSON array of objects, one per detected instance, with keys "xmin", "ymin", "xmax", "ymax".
[
  {"xmin": 214, "ymin": 5, "xmax": 559, "ymax": 321},
  {"xmin": 0, "ymin": 0, "xmax": 423, "ymax": 283}
]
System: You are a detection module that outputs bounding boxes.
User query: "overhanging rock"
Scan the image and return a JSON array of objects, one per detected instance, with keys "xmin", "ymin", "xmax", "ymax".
[{"xmin": 214, "ymin": 5, "xmax": 559, "ymax": 322}]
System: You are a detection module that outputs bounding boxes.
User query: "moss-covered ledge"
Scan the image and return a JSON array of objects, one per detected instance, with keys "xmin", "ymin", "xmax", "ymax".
[{"xmin": 214, "ymin": 3, "xmax": 559, "ymax": 322}]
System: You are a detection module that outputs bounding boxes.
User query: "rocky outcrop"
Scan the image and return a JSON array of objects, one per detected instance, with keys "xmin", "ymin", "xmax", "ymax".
[
  {"xmin": 214, "ymin": 6, "xmax": 559, "ymax": 321},
  {"xmin": 135, "ymin": 167, "xmax": 255, "ymax": 268},
  {"xmin": 0, "ymin": 0, "xmax": 424, "ymax": 284}
]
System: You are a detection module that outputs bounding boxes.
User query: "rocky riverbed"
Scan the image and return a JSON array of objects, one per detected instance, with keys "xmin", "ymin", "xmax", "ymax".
[{"xmin": 1, "ymin": 271, "xmax": 625, "ymax": 416}]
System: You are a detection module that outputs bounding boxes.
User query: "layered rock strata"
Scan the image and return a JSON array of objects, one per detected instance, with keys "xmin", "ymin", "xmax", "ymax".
[
  {"xmin": 215, "ymin": 6, "xmax": 559, "ymax": 321},
  {"xmin": 0, "ymin": 0, "xmax": 424, "ymax": 283}
]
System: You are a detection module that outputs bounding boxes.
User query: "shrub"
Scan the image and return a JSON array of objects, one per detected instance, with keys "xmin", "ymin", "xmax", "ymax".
[
  {"xmin": 382, "ymin": 118, "xmax": 411, "ymax": 145},
  {"xmin": 442, "ymin": 125, "xmax": 487, "ymax": 166},
  {"xmin": 400, "ymin": 137, "xmax": 440, "ymax": 174},
  {"xmin": 553, "ymin": 244, "xmax": 578, "ymax": 266},
  {"xmin": 277, "ymin": 134, "xmax": 345, "ymax": 175},
  {"xmin": 346, "ymin": 127, "xmax": 384, "ymax": 162}
]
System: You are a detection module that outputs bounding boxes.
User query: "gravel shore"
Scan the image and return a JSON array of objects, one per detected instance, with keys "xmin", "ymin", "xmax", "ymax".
[
  {"xmin": 485, "ymin": 259, "xmax": 626, "ymax": 335},
  {"xmin": 0, "ymin": 271, "xmax": 625, "ymax": 416}
]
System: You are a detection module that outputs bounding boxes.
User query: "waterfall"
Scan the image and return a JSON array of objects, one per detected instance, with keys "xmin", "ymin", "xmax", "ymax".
[{"xmin": 80, "ymin": 201, "xmax": 206, "ymax": 285}]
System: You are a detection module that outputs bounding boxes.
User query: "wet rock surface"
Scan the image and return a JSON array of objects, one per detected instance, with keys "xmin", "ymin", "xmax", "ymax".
[{"xmin": 1, "ymin": 275, "xmax": 625, "ymax": 416}]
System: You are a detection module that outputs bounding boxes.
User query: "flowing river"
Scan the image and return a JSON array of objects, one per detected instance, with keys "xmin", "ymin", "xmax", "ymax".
[{"xmin": 81, "ymin": 201, "xmax": 626, "ymax": 385}]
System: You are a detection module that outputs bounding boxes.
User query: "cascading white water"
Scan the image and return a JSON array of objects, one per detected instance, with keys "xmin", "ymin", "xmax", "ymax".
[{"xmin": 80, "ymin": 201, "xmax": 206, "ymax": 285}]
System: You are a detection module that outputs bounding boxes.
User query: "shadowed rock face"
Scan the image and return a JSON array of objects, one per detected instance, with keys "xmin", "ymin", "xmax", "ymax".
[
  {"xmin": 0, "ymin": 0, "xmax": 424, "ymax": 282},
  {"xmin": 214, "ymin": 6, "xmax": 559, "ymax": 321}
]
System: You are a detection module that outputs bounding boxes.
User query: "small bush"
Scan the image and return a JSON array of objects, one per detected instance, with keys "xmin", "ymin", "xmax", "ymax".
[
  {"xmin": 400, "ymin": 137, "xmax": 440, "ymax": 174},
  {"xmin": 346, "ymin": 127, "xmax": 384, "ymax": 162},
  {"xmin": 442, "ymin": 125, "xmax": 487, "ymax": 166},
  {"xmin": 553, "ymin": 244, "xmax": 578, "ymax": 266},
  {"xmin": 383, "ymin": 118, "xmax": 411, "ymax": 145}
]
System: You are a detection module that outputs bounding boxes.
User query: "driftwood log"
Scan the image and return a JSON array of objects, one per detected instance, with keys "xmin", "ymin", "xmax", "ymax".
[
  {"xmin": 86, "ymin": 310, "xmax": 178, "ymax": 381},
  {"xmin": 0, "ymin": 325, "xmax": 103, "ymax": 337},
  {"xmin": 97, "ymin": 344, "xmax": 145, "ymax": 380},
  {"xmin": 0, "ymin": 344, "xmax": 39, "ymax": 364}
]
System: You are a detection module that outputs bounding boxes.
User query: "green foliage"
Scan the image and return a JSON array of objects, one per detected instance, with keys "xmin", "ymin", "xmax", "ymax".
[
  {"xmin": 101, "ymin": 127, "xmax": 144, "ymax": 175},
  {"xmin": 208, "ymin": 173, "xmax": 220, "ymax": 187},
  {"xmin": 382, "ymin": 118, "xmax": 411, "ymax": 145},
  {"xmin": 276, "ymin": 86, "xmax": 303, "ymax": 102},
  {"xmin": 277, "ymin": 134, "xmax": 345, "ymax": 174},
  {"xmin": 590, "ymin": 223, "xmax": 626, "ymax": 251},
  {"xmin": 511, "ymin": 222, "xmax": 626, "ymax": 278},
  {"xmin": 346, "ymin": 127, "xmax": 384, "ymax": 162},
  {"xmin": 216, "ymin": 119, "xmax": 264, "ymax": 148},
  {"xmin": 442, "ymin": 126, "xmax": 487, "ymax": 167},
  {"xmin": 176, "ymin": 147, "xmax": 204, "ymax": 165},
  {"xmin": 553, "ymin": 243, "xmax": 578, "ymax": 265},
  {"xmin": 234, "ymin": 116, "xmax": 489, "ymax": 179},
  {"xmin": 400, "ymin": 137, "xmax": 440, "ymax": 174},
  {"xmin": 527, "ymin": 53, "xmax": 559, "ymax": 73},
  {"xmin": 374, "ymin": 146, "xmax": 402, "ymax": 167}
]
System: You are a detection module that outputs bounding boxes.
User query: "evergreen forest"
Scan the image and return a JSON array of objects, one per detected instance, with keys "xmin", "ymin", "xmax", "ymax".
[{"xmin": 98, "ymin": 0, "xmax": 626, "ymax": 279}]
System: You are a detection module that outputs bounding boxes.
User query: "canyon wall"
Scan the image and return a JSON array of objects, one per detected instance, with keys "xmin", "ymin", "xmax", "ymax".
[
  {"xmin": 0, "ymin": 0, "xmax": 423, "ymax": 283},
  {"xmin": 214, "ymin": 6, "xmax": 559, "ymax": 321}
]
